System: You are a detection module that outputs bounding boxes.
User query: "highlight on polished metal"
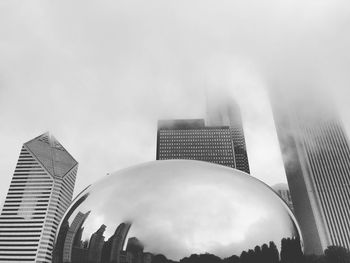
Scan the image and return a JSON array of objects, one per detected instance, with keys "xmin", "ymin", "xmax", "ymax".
[{"xmin": 53, "ymin": 160, "xmax": 302, "ymax": 263}]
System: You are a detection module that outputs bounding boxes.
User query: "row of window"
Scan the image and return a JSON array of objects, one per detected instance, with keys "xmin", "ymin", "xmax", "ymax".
[
  {"xmin": 159, "ymin": 151, "xmax": 233, "ymax": 155},
  {"xmin": 160, "ymin": 142, "xmax": 233, "ymax": 145},
  {"xmin": 160, "ymin": 129, "xmax": 230, "ymax": 133},
  {"xmin": 161, "ymin": 157, "xmax": 234, "ymax": 161},
  {"xmin": 159, "ymin": 135, "xmax": 231, "ymax": 139},
  {"xmin": 160, "ymin": 139, "xmax": 232, "ymax": 143},
  {"xmin": 159, "ymin": 146, "xmax": 233, "ymax": 150}
]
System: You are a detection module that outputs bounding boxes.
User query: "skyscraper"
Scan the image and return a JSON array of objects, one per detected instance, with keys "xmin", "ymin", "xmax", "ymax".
[
  {"xmin": 0, "ymin": 133, "xmax": 78, "ymax": 263},
  {"xmin": 156, "ymin": 119, "xmax": 236, "ymax": 169},
  {"xmin": 206, "ymin": 96, "xmax": 250, "ymax": 173},
  {"xmin": 272, "ymin": 95, "xmax": 350, "ymax": 255},
  {"xmin": 157, "ymin": 94, "xmax": 250, "ymax": 173}
]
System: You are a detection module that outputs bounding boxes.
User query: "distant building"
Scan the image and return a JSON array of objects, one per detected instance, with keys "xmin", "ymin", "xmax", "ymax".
[
  {"xmin": 207, "ymin": 96, "xmax": 250, "ymax": 173},
  {"xmin": 272, "ymin": 94, "xmax": 350, "ymax": 255},
  {"xmin": 272, "ymin": 183, "xmax": 294, "ymax": 212},
  {"xmin": 156, "ymin": 119, "xmax": 236, "ymax": 169},
  {"xmin": 0, "ymin": 132, "xmax": 78, "ymax": 263},
  {"xmin": 157, "ymin": 94, "xmax": 250, "ymax": 173}
]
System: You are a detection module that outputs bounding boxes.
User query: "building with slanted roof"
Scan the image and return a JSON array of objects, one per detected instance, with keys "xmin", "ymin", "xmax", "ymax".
[{"xmin": 0, "ymin": 132, "xmax": 78, "ymax": 263}]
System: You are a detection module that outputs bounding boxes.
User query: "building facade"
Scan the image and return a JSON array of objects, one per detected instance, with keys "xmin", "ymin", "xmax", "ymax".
[
  {"xmin": 272, "ymin": 97, "xmax": 350, "ymax": 255},
  {"xmin": 0, "ymin": 133, "xmax": 78, "ymax": 263},
  {"xmin": 156, "ymin": 119, "xmax": 236, "ymax": 169},
  {"xmin": 206, "ymin": 97, "xmax": 250, "ymax": 173}
]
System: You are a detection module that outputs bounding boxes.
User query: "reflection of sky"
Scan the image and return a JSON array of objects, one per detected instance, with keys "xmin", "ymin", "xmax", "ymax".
[{"xmin": 64, "ymin": 160, "xmax": 300, "ymax": 260}]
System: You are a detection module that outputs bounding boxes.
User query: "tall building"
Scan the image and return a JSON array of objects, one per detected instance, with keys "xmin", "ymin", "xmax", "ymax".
[
  {"xmin": 156, "ymin": 119, "xmax": 236, "ymax": 169},
  {"xmin": 206, "ymin": 96, "xmax": 250, "ymax": 173},
  {"xmin": 0, "ymin": 132, "xmax": 78, "ymax": 263},
  {"xmin": 272, "ymin": 95, "xmax": 350, "ymax": 255}
]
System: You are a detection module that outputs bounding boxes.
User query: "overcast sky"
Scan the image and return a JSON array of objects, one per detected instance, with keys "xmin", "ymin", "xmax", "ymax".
[{"xmin": 1, "ymin": 1, "xmax": 350, "ymax": 206}]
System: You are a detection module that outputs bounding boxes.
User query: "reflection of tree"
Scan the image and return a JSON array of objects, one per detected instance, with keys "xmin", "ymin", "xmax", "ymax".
[
  {"xmin": 324, "ymin": 246, "xmax": 350, "ymax": 263},
  {"xmin": 152, "ymin": 254, "xmax": 169, "ymax": 263},
  {"xmin": 302, "ymin": 254, "xmax": 325, "ymax": 263},
  {"xmin": 146, "ymin": 240, "xmax": 349, "ymax": 263},
  {"xmin": 280, "ymin": 237, "xmax": 303, "ymax": 263},
  {"xmin": 55, "ymin": 228, "xmax": 350, "ymax": 263},
  {"xmin": 269, "ymin": 241, "xmax": 279, "ymax": 263},
  {"xmin": 237, "ymin": 241, "xmax": 280, "ymax": 263},
  {"xmin": 222, "ymin": 255, "xmax": 240, "ymax": 263},
  {"xmin": 180, "ymin": 253, "xmax": 221, "ymax": 263}
]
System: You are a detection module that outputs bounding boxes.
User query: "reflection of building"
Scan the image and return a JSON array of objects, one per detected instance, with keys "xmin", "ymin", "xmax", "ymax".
[
  {"xmin": 102, "ymin": 222, "xmax": 131, "ymax": 263},
  {"xmin": 119, "ymin": 251, "xmax": 133, "ymax": 263},
  {"xmin": 206, "ymin": 96, "xmax": 250, "ymax": 173},
  {"xmin": 88, "ymin": 225, "xmax": 107, "ymax": 263},
  {"xmin": 157, "ymin": 119, "xmax": 236, "ymax": 169},
  {"xmin": 63, "ymin": 211, "xmax": 91, "ymax": 263},
  {"xmin": 142, "ymin": 252, "xmax": 154, "ymax": 263},
  {"xmin": 126, "ymin": 237, "xmax": 144, "ymax": 263},
  {"xmin": 272, "ymin": 184, "xmax": 294, "ymax": 212},
  {"xmin": 0, "ymin": 133, "xmax": 78, "ymax": 263},
  {"xmin": 272, "ymin": 95, "xmax": 350, "ymax": 254}
]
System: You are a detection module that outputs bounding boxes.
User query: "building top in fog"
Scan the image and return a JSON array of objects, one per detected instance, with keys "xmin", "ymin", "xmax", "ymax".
[
  {"xmin": 206, "ymin": 95, "xmax": 242, "ymax": 127},
  {"xmin": 272, "ymin": 93, "xmax": 350, "ymax": 255},
  {"xmin": 156, "ymin": 96, "xmax": 250, "ymax": 173},
  {"xmin": 206, "ymin": 96, "xmax": 250, "ymax": 173},
  {"xmin": 0, "ymin": 132, "xmax": 78, "ymax": 263},
  {"xmin": 158, "ymin": 119, "xmax": 205, "ymax": 130},
  {"xmin": 25, "ymin": 132, "xmax": 78, "ymax": 178},
  {"xmin": 157, "ymin": 119, "xmax": 236, "ymax": 169}
]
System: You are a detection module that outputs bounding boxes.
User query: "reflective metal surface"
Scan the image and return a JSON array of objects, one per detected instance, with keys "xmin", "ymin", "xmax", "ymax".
[{"xmin": 53, "ymin": 160, "xmax": 302, "ymax": 263}]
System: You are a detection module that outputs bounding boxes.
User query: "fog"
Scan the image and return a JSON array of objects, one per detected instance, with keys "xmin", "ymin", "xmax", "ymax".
[{"xmin": 1, "ymin": 0, "xmax": 350, "ymax": 205}]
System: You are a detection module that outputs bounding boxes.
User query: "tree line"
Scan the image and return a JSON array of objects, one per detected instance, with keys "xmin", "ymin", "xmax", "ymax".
[{"xmin": 151, "ymin": 237, "xmax": 350, "ymax": 263}]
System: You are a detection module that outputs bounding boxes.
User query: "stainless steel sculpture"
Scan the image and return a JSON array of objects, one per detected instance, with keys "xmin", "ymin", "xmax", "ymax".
[{"xmin": 53, "ymin": 160, "xmax": 302, "ymax": 263}]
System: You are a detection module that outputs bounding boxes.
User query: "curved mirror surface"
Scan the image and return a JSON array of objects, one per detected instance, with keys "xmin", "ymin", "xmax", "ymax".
[{"xmin": 53, "ymin": 160, "xmax": 302, "ymax": 263}]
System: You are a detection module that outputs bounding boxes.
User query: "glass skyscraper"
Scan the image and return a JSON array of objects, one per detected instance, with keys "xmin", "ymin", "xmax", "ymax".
[
  {"xmin": 272, "ymin": 96, "xmax": 350, "ymax": 255},
  {"xmin": 0, "ymin": 133, "xmax": 78, "ymax": 263}
]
